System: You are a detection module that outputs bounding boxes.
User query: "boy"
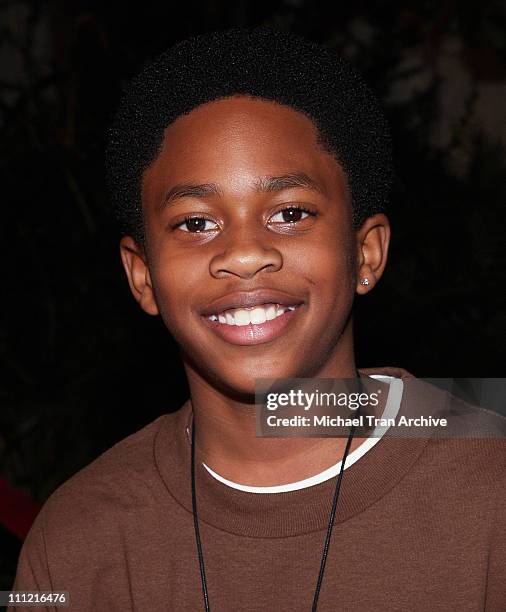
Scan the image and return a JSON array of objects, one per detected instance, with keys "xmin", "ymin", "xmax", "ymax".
[{"xmin": 10, "ymin": 28, "xmax": 505, "ymax": 611}]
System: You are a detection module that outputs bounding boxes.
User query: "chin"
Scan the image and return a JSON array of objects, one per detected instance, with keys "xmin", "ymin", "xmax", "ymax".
[
  {"xmin": 184, "ymin": 339, "xmax": 321, "ymax": 398},
  {"xmin": 216, "ymin": 360, "xmax": 307, "ymax": 399}
]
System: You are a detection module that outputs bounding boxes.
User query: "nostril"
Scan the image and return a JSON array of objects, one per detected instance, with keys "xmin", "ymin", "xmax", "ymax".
[{"xmin": 209, "ymin": 247, "xmax": 282, "ymax": 279}]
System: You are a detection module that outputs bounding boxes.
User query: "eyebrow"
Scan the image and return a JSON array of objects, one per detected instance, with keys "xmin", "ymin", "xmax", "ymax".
[
  {"xmin": 162, "ymin": 183, "xmax": 223, "ymax": 208},
  {"xmin": 160, "ymin": 172, "xmax": 323, "ymax": 209},
  {"xmin": 254, "ymin": 172, "xmax": 324, "ymax": 194}
]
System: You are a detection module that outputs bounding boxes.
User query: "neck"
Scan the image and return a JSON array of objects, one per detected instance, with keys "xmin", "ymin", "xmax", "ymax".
[{"xmin": 183, "ymin": 329, "xmax": 387, "ymax": 487}]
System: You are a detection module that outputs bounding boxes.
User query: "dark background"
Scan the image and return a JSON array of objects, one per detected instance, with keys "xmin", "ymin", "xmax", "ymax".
[{"xmin": 1, "ymin": 0, "xmax": 505, "ymax": 591}]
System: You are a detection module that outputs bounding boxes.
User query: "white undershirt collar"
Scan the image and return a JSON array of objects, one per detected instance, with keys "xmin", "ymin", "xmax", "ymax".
[{"xmin": 202, "ymin": 375, "xmax": 403, "ymax": 493}]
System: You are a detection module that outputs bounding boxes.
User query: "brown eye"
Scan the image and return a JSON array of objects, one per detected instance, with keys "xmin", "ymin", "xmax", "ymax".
[
  {"xmin": 179, "ymin": 217, "xmax": 218, "ymax": 232},
  {"xmin": 269, "ymin": 206, "xmax": 311, "ymax": 224}
]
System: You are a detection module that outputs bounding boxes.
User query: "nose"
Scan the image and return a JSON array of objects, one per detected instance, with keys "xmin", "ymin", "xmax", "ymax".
[{"xmin": 209, "ymin": 227, "xmax": 283, "ymax": 280}]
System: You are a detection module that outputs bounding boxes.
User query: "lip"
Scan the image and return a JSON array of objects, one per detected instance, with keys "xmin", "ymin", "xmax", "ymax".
[
  {"xmin": 202, "ymin": 303, "xmax": 303, "ymax": 346},
  {"xmin": 200, "ymin": 288, "xmax": 304, "ymax": 316}
]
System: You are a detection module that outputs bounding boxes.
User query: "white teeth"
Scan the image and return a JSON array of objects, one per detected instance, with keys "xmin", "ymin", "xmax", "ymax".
[
  {"xmin": 225, "ymin": 312, "xmax": 235, "ymax": 326},
  {"xmin": 234, "ymin": 309, "xmax": 251, "ymax": 326},
  {"xmin": 265, "ymin": 305, "xmax": 277, "ymax": 320},
  {"xmin": 250, "ymin": 307, "xmax": 267, "ymax": 324},
  {"xmin": 207, "ymin": 303, "xmax": 298, "ymax": 326}
]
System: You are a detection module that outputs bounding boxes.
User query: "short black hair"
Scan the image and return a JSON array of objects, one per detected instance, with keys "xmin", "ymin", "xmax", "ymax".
[{"xmin": 106, "ymin": 27, "xmax": 393, "ymax": 245}]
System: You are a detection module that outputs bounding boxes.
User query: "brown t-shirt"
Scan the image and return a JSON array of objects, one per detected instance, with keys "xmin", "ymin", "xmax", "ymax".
[{"xmin": 10, "ymin": 368, "xmax": 506, "ymax": 611}]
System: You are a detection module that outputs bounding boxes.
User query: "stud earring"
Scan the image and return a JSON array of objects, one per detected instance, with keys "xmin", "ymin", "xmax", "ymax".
[{"xmin": 360, "ymin": 278, "xmax": 369, "ymax": 286}]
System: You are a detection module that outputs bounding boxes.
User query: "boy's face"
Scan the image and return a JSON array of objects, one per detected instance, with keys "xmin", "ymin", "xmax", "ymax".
[{"xmin": 122, "ymin": 96, "xmax": 387, "ymax": 396}]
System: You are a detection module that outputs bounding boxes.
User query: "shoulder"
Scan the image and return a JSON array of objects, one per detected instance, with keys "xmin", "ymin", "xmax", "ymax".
[
  {"xmin": 49, "ymin": 414, "xmax": 166, "ymax": 503},
  {"xmin": 33, "ymin": 411, "xmax": 181, "ymax": 550},
  {"xmin": 391, "ymin": 379, "xmax": 506, "ymax": 509},
  {"xmin": 443, "ymin": 391, "xmax": 506, "ymax": 437},
  {"xmin": 14, "ymin": 408, "xmax": 189, "ymax": 591},
  {"xmin": 13, "ymin": 412, "xmax": 181, "ymax": 591},
  {"xmin": 420, "ymin": 393, "xmax": 506, "ymax": 499}
]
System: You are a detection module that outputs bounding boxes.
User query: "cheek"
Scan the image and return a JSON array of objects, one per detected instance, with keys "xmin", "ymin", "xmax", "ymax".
[
  {"xmin": 290, "ymin": 228, "xmax": 356, "ymax": 298},
  {"xmin": 148, "ymin": 248, "xmax": 203, "ymax": 331}
]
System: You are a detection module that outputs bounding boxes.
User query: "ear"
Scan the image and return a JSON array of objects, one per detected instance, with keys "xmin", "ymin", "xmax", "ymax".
[
  {"xmin": 355, "ymin": 213, "xmax": 391, "ymax": 295},
  {"xmin": 119, "ymin": 236, "xmax": 159, "ymax": 315}
]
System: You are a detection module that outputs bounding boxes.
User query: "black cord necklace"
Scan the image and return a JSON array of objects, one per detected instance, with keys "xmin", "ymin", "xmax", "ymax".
[{"xmin": 190, "ymin": 414, "xmax": 358, "ymax": 611}]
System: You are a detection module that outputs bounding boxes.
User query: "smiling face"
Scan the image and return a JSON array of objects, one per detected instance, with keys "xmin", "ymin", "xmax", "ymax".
[{"xmin": 121, "ymin": 96, "xmax": 387, "ymax": 397}]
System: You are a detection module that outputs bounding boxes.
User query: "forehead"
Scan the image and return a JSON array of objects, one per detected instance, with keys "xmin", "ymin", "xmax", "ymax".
[{"xmin": 142, "ymin": 96, "xmax": 347, "ymax": 201}]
